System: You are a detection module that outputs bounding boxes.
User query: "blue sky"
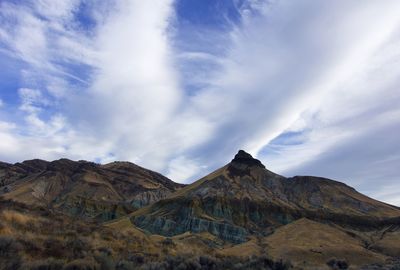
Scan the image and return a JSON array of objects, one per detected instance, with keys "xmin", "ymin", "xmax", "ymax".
[{"xmin": 1, "ymin": 0, "xmax": 400, "ymax": 206}]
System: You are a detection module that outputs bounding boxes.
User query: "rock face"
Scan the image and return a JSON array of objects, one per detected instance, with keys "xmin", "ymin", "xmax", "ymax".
[
  {"xmin": 132, "ymin": 150, "xmax": 400, "ymax": 243},
  {"xmin": 0, "ymin": 159, "xmax": 183, "ymax": 221},
  {"xmin": 231, "ymin": 150, "xmax": 265, "ymax": 168}
]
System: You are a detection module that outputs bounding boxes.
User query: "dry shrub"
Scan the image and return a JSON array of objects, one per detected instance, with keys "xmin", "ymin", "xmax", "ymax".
[
  {"xmin": 20, "ymin": 258, "xmax": 64, "ymax": 270},
  {"xmin": 2, "ymin": 210, "xmax": 33, "ymax": 225},
  {"xmin": 139, "ymin": 255, "xmax": 291, "ymax": 270},
  {"xmin": 17, "ymin": 237, "xmax": 41, "ymax": 257},
  {"xmin": 0, "ymin": 220, "xmax": 13, "ymax": 234},
  {"xmin": 94, "ymin": 250, "xmax": 115, "ymax": 270},
  {"xmin": 115, "ymin": 260, "xmax": 135, "ymax": 270},
  {"xmin": 1, "ymin": 210, "xmax": 41, "ymax": 234},
  {"xmin": 43, "ymin": 237, "xmax": 66, "ymax": 258},
  {"xmin": 66, "ymin": 237, "xmax": 91, "ymax": 259},
  {"xmin": 327, "ymin": 258, "xmax": 349, "ymax": 269},
  {"xmin": 0, "ymin": 236, "xmax": 22, "ymax": 270},
  {"xmin": 63, "ymin": 258, "xmax": 100, "ymax": 270},
  {"xmin": 0, "ymin": 235, "xmax": 22, "ymax": 257}
]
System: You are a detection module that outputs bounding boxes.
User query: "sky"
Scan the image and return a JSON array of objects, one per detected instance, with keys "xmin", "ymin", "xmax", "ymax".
[{"xmin": 0, "ymin": 0, "xmax": 399, "ymax": 206}]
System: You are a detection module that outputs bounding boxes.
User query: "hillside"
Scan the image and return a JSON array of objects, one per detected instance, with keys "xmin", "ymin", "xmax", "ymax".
[
  {"xmin": 131, "ymin": 150, "xmax": 400, "ymax": 243},
  {"xmin": 0, "ymin": 159, "xmax": 183, "ymax": 221},
  {"xmin": 0, "ymin": 151, "xmax": 399, "ymax": 269}
]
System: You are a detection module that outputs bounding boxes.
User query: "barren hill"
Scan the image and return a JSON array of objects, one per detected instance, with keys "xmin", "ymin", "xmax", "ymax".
[{"xmin": 0, "ymin": 158, "xmax": 183, "ymax": 221}]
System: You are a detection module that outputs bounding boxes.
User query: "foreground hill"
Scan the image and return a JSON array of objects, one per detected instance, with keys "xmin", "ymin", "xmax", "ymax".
[
  {"xmin": 0, "ymin": 198, "xmax": 295, "ymax": 270},
  {"xmin": 0, "ymin": 159, "xmax": 183, "ymax": 221}
]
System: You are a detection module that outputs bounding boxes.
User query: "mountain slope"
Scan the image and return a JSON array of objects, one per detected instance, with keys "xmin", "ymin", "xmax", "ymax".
[
  {"xmin": 263, "ymin": 218, "xmax": 387, "ymax": 268},
  {"xmin": 131, "ymin": 150, "xmax": 400, "ymax": 243},
  {"xmin": 0, "ymin": 159, "xmax": 183, "ymax": 221}
]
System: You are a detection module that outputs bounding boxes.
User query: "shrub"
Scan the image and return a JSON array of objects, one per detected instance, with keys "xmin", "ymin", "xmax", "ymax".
[
  {"xmin": 43, "ymin": 238, "xmax": 66, "ymax": 258},
  {"xmin": 0, "ymin": 236, "xmax": 21, "ymax": 256},
  {"xmin": 327, "ymin": 258, "xmax": 349, "ymax": 269},
  {"xmin": 94, "ymin": 252, "xmax": 115, "ymax": 270},
  {"xmin": 138, "ymin": 255, "xmax": 291, "ymax": 270},
  {"xmin": 97, "ymin": 247, "xmax": 112, "ymax": 257},
  {"xmin": 127, "ymin": 254, "xmax": 145, "ymax": 265},
  {"xmin": 63, "ymin": 258, "xmax": 99, "ymax": 270},
  {"xmin": 199, "ymin": 256, "xmax": 217, "ymax": 269},
  {"xmin": 66, "ymin": 238, "xmax": 90, "ymax": 259},
  {"xmin": 18, "ymin": 238, "xmax": 41, "ymax": 257},
  {"xmin": 140, "ymin": 261, "xmax": 168, "ymax": 270},
  {"xmin": 115, "ymin": 260, "xmax": 135, "ymax": 270},
  {"xmin": 0, "ymin": 236, "xmax": 22, "ymax": 270},
  {"xmin": 0, "ymin": 258, "xmax": 21, "ymax": 270},
  {"xmin": 21, "ymin": 258, "xmax": 64, "ymax": 270},
  {"xmin": 161, "ymin": 238, "xmax": 175, "ymax": 246}
]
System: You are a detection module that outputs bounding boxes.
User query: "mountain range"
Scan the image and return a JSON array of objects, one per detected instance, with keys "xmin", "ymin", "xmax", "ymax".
[{"xmin": 0, "ymin": 150, "xmax": 399, "ymax": 269}]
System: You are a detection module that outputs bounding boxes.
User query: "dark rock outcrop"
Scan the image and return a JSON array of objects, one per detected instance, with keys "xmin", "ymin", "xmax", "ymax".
[{"xmin": 231, "ymin": 150, "xmax": 265, "ymax": 168}]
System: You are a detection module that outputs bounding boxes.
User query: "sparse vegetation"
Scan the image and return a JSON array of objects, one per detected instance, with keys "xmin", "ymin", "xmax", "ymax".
[
  {"xmin": 1, "ymin": 197, "xmax": 399, "ymax": 269},
  {"xmin": 0, "ymin": 200, "xmax": 293, "ymax": 270},
  {"xmin": 138, "ymin": 255, "xmax": 291, "ymax": 270},
  {"xmin": 20, "ymin": 258, "xmax": 64, "ymax": 270}
]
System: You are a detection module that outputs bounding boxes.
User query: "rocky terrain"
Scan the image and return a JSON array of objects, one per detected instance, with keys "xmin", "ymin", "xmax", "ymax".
[
  {"xmin": 0, "ymin": 159, "xmax": 183, "ymax": 221},
  {"xmin": 0, "ymin": 150, "xmax": 399, "ymax": 269},
  {"xmin": 131, "ymin": 150, "xmax": 400, "ymax": 243}
]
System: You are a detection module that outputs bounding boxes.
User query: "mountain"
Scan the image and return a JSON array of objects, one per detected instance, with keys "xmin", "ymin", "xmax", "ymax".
[
  {"xmin": 131, "ymin": 150, "xmax": 400, "ymax": 243},
  {"xmin": 0, "ymin": 158, "xmax": 183, "ymax": 221},
  {"xmin": 0, "ymin": 151, "xmax": 399, "ymax": 269}
]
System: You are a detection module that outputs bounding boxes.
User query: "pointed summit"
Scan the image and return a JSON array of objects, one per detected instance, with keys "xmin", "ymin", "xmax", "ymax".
[{"xmin": 231, "ymin": 150, "xmax": 265, "ymax": 168}]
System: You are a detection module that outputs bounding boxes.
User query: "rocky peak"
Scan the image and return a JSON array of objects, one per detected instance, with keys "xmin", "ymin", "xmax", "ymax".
[{"xmin": 230, "ymin": 150, "xmax": 265, "ymax": 168}]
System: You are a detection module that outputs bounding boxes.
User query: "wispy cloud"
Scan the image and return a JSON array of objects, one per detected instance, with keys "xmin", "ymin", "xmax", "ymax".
[
  {"xmin": 174, "ymin": 1, "xmax": 400, "ymax": 174},
  {"xmin": 0, "ymin": 0, "xmax": 187, "ymax": 170}
]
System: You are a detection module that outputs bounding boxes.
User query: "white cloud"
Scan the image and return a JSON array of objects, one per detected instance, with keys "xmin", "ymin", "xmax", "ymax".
[
  {"xmin": 0, "ymin": 0, "xmax": 95, "ymax": 83},
  {"xmin": 18, "ymin": 88, "xmax": 46, "ymax": 113},
  {"xmin": 254, "ymin": 4, "xmax": 400, "ymax": 205},
  {"xmin": 0, "ymin": 0, "xmax": 188, "ymax": 173},
  {"xmin": 70, "ymin": 0, "xmax": 184, "ymax": 170},
  {"xmin": 0, "ymin": 122, "xmax": 20, "ymax": 154},
  {"xmin": 33, "ymin": 0, "xmax": 79, "ymax": 20},
  {"xmin": 166, "ymin": 156, "xmax": 205, "ymax": 183},
  {"xmin": 0, "ymin": 120, "xmax": 72, "ymax": 162}
]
